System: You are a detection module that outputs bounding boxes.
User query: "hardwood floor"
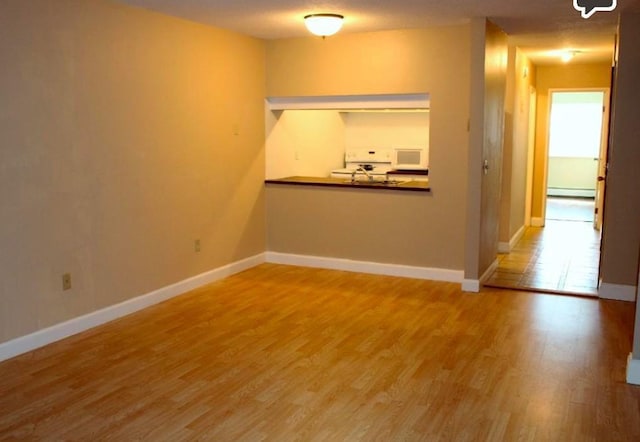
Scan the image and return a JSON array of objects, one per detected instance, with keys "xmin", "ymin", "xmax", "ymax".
[
  {"xmin": 1, "ymin": 264, "xmax": 638, "ymax": 440},
  {"xmin": 485, "ymin": 220, "xmax": 600, "ymax": 295}
]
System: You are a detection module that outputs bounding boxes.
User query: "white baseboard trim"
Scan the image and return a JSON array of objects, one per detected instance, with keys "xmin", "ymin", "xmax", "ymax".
[
  {"xmin": 627, "ymin": 354, "xmax": 640, "ymax": 385},
  {"xmin": 265, "ymin": 251, "xmax": 463, "ymax": 284},
  {"xmin": 462, "ymin": 257, "xmax": 499, "ymax": 293},
  {"xmin": 598, "ymin": 282, "xmax": 636, "ymax": 302},
  {"xmin": 531, "ymin": 217, "xmax": 544, "ymax": 227},
  {"xmin": 462, "ymin": 279, "xmax": 480, "ymax": 292},
  {"xmin": 547, "ymin": 188, "xmax": 596, "ymax": 198},
  {"xmin": 482, "ymin": 259, "xmax": 499, "ymax": 283},
  {"xmin": 498, "ymin": 225, "xmax": 526, "ymax": 254},
  {"xmin": 497, "ymin": 243, "xmax": 510, "ymax": 254},
  {"xmin": 0, "ymin": 253, "xmax": 265, "ymax": 363}
]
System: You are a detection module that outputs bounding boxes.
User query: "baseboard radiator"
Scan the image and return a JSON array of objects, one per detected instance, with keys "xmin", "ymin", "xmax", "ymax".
[{"xmin": 547, "ymin": 188, "xmax": 595, "ymax": 198}]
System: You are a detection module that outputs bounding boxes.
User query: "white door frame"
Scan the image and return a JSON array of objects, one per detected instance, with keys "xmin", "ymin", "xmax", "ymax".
[{"xmin": 540, "ymin": 88, "xmax": 610, "ymax": 226}]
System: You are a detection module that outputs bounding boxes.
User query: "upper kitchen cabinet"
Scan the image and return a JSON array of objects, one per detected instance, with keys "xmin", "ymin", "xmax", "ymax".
[{"xmin": 265, "ymin": 94, "xmax": 430, "ymax": 179}]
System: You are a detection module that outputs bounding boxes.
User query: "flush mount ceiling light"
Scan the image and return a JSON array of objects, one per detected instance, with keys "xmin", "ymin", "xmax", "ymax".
[
  {"xmin": 304, "ymin": 13, "xmax": 344, "ymax": 37},
  {"xmin": 561, "ymin": 50, "xmax": 581, "ymax": 63}
]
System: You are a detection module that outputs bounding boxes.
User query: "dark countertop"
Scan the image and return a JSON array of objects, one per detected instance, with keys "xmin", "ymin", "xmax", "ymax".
[
  {"xmin": 265, "ymin": 176, "xmax": 430, "ymax": 192},
  {"xmin": 387, "ymin": 169, "xmax": 429, "ymax": 176}
]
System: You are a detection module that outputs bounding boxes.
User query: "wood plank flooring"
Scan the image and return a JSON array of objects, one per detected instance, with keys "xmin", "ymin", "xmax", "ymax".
[
  {"xmin": 1, "ymin": 264, "xmax": 639, "ymax": 440},
  {"xmin": 485, "ymin": 220, "xmax": 600, "ymax": 295}
]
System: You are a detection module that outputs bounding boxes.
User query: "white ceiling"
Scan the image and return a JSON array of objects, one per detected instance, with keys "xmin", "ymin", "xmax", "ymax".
[{"xmin": 118, "ymin": 0, "xmax": 640, "ymax": 65}]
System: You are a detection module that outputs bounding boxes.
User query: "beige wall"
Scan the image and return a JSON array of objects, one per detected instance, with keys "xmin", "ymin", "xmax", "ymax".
[
  {"xmin": 466, "ymin": 19, "xmax": 508, "ymax": 280},
  {"xmin": 0, "ymin": 0, "xmax": 266, "ymax": 343},
  {"xmin": 601, "ymin": 12, "xmax": 640, "ymax": 290},
  {"xmin": 531, "ymin": 63, "xmax": 611, "ymax": 220},
  {"xmin": 499, "ymin": 46, "xmax": 536, "ymax": 246},
  {"xmin": 266, "ymin": 26, "xmax": 471, "ymax": 270},
  {"xmin": 266, "ymin": 186, "xmax": 458, "ymax": 268}
]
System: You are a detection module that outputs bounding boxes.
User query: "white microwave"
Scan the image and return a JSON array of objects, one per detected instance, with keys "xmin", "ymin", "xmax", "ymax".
[{"xmin": 391, "ymin": 146, "xmax": 428, "ymax": 170}]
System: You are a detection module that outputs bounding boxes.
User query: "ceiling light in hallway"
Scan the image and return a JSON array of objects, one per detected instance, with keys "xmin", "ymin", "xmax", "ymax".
[{"xmin": 561, "ymin": 50, "xmax": 580, "ymax": 63}]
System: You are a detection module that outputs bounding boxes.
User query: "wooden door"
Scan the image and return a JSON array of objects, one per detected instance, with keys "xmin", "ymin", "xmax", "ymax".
[{"xmin": 594, "ymin": 89, "xmax": 611, "ymax": 231}]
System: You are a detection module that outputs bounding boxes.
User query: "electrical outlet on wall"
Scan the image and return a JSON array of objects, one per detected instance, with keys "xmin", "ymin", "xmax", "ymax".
[
  {"xmin": 62, "ymin": 273, "xmax": 72, "ymax": 291},
  {"xmin": 195, "ymin": 239, "xmax": 201, "ymax": 252}
]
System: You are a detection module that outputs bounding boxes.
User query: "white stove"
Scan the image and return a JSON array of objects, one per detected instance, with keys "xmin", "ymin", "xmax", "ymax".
[{"xmin": 330, "ymin": 148, "xmax": 392, "ymax": 181}]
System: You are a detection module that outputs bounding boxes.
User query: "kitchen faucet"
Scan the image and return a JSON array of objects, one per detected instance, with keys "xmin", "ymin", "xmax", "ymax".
[{"xmin": 351, "ymin": 165, "xmax": 374, "ymax": 183}]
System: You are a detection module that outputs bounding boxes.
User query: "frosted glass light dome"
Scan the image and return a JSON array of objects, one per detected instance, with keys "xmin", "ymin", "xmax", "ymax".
[{"xmin": 304, "ymin": 13, "xmax": 344, "ymax": 37}]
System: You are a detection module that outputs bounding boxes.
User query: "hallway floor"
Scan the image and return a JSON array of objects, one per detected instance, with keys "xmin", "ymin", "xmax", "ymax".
[
  {"xmin": 484, "ymin": 217, "xmax": 600, "ymax": 296},
  {"xmin": 546, "ymin": 196, "xmax": 595, "ymax": 222}
]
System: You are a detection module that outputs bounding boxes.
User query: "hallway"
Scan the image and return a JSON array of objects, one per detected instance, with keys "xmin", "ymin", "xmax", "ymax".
[{"xmin": 485, "ymin": 206, "xmax": 600, "ymax": 296}]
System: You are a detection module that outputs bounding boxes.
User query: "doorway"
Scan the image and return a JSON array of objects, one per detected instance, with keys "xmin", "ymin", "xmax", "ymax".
[
  {"xmin": 485, "ymin": 89, "xmax": 609, "ymax": 296},
  {"xmin": 544, "ymin": 91, "xmax": 605, "ymax": 226}
]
